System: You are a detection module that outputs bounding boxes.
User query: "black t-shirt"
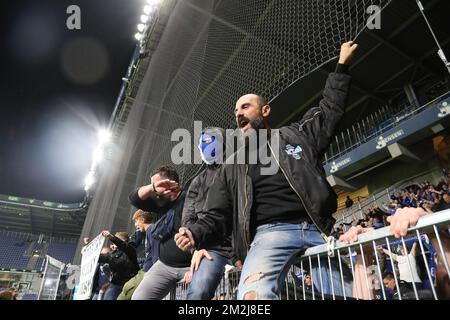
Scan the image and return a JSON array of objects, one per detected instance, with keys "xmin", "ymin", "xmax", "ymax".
[
  {"xmin": 248, "ymin": 143, "xmax": 311, "ymax": 229},
  {"xmin": 128, "ymin": 189, "xmax": 191, "ymax": 268},
  {"xmin": 158, "ymin": 203, "xmax": 192, "ymax": 268}
]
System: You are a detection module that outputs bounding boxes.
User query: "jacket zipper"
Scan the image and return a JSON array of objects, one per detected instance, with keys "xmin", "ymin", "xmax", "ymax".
[
  {"xmin": 243, "ymin": 164, "xmax": 251, "ymax": 249},
  {"xmin": 267, "ymin": 142, "xmax": 328, "ymax": 239}
]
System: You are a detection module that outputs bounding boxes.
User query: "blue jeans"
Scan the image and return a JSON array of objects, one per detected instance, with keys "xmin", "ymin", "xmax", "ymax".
[
  {"xmin": 237, "ymin": 222, "xmax": 352, "ymax": 300},
  {"xmin": 187, "ymin": 251, "xmax": 229, "ymax": 300},
  {"xmin": 103, "ymin": 283, "xmax": 123, "ymax": 300}
]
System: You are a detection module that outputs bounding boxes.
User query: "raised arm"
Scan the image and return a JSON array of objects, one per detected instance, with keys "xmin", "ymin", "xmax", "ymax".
[
  {"xmin": 129, "ymin": 179, "xmax": 180, "ymax": 212},
  {"xmin": 293, "ymin": 42, "xmax": 357, "ymax": 156}
]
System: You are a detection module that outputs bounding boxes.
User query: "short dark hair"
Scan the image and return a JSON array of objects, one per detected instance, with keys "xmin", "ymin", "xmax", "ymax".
[
  {"xmin": 152, "ymin": 165, "xmax": 179, "ymax": 183},
  {"xmin": 115, "ymin": 232, "xmax": 129, "ymax": 242},
  {"xmin": 383, "ymin": 272, "xmax": 394, "ymax": 280},
  {"xmin": 255, "ymin": 95, "xmax": 268, "ymax": 108}
]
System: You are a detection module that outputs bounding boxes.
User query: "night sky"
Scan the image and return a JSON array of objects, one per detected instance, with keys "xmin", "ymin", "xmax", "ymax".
[{"xmin": 0, "ymin": 0, "xmax": 143, "ymax": 203}]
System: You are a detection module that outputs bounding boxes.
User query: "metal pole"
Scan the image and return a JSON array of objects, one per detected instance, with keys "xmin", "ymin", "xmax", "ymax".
[
  {"xmin": 335, "ymin": 135, "xmax": 341, "ymax": 154},
  {"xmin": 347, "ymin": 128, "xmax": 352, "ymax": 148},
  {"xmin": 337, "ymin": 249, "xmax": 347, "ymax": 300},
  {"xmin": 416, "ymin": 0, "xmax": 450, "ymax": 74},
  {"xmin": 341, "ymin": 131, "xmax": 347, "ymax": 151}
]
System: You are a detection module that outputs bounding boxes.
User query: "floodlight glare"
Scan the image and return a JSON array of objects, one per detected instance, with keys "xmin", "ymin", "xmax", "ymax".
[
  {"xmin": 98, "ymin": 129, "xmax": 111, "ymax": 145},
  {"xmin": 92, "ymin": 148, "xmax": 104, "ymax": 166},
  {"xmin": 140, "ymin": 14, "xmax": 149, "ymax": 23},
  {"xmin": 143, "ymin": 5, "xmax": 152, "ymax": 15},
  {"xmin": 134, "ymin": 32, "xmax": 143, "ymax": 41},
  {"xmin": 84, "ymin": 171, "xmax": 96, "ymax": 189},
  {"xmin": 137, "ymin": 24, "xmax": 145, "ymax": 32}
]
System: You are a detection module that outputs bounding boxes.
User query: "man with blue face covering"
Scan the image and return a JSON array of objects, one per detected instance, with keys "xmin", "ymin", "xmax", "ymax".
[{"xmin": 181, "ymin": 127, "xmax": 241, "ymax": 300}]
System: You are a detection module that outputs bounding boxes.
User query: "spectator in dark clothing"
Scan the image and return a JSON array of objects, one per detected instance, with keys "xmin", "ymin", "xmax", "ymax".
[
  {"xmin": 130, "ymin": 166, "xmax": 192, "ymax": 300},
  {"xmin": 371, "ymin": 215, "xmax": 385, "ymax": 229},
  {"xmin": 433, "ymin": 194, "xmax": 450, "ymax": 212},
  {"xmin": 303, "ymin": 272, "xmax": 313, "ymax": 291},
  {"xmin": 383, "ymin": 272, "xmax": 408, "ymax": 299},
  {"xmin": 99, "ymin": 231, "xmax": 139, "ymax": 300},
  {"xmin": 182, "ymin": 127, "xmax": 241, "ymax": 300},
  {"xmin": 129, "ymin": 228, "xmax": 146, "ymax": 267},
  {"xmin": 383, "ymin": 271, "xmax": 433, "ymax": 300},
  {"xmin": 91, "ymin": 246, "xmax": 112, "ymax": 300},
  {"xmin": 117, "ymin": 210, "xmax": 154, "ymax": 300},
  {"xmin": 345, "ymin": 196, "xmax": 354, "ymax": 208}
]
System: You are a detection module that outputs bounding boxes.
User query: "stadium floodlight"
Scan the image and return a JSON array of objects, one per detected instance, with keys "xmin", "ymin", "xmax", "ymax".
[
  {"xmin": 135, "ymin": 32, "xmax": 143, "ymax": 41},
  {"xmin": 98, "ymin": 129, "xmax": 111, "ymax": 145},
  {"xmin": 140, "ymin": 14, "xmax": 149, "ymax": 23},
  {"xmin": 143, "ymin": 5, "xmax": 152, "ymax": 15},
  {"xmin": 137, "ymin": 23, "xmax": 146, "ymax": 32},
  {"xmin": 147, "ymin": 0, "xmax": 162, "ymax": 6}
]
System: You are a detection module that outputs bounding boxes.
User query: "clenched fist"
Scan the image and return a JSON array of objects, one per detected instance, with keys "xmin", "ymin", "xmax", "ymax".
[
  {"xmin": 339, "ymin": 41, "xmax": 358, "ymax": 65},
  {"xmin": 175, "ymin": 227, "xmax": 195, "ymax": 252}
]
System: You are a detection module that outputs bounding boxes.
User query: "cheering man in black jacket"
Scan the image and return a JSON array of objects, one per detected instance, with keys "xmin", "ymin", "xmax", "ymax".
[{"xmin": 176, "ymin": 42, "xmax": 358, "ymax": 300}]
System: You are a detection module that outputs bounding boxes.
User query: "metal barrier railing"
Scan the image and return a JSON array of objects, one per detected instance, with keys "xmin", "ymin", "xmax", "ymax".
[
  {"xmin": 169, "ymin": 209, "xmax": 450, "ymax": 300},
  {"xmin": 299, "ymin": 209, "xmax": 450, "ymax": 300}
]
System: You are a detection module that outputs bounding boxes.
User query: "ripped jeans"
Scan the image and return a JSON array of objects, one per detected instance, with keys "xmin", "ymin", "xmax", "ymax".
[{"xmin": 237, "ymin": 222, "xmax": 352, "ymax": 300}]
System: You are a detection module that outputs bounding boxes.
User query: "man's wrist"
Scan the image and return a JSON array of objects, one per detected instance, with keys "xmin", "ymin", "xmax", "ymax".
[{"xmin": 335, "ymin": 63, "xmax": 349, "ymax": 74}]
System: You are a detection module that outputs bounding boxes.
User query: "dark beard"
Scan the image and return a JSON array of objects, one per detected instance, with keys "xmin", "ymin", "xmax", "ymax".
[{"xmin": 249, "ymin": 115, "xmax": 265, "ymax": 130}]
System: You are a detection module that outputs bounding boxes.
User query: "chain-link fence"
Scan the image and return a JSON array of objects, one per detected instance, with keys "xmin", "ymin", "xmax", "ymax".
[{"xmin": 76, "ymin": 0, "xmax": 393, "ymax": 261}]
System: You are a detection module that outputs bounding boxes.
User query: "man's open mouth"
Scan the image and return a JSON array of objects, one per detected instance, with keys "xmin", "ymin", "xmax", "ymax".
[{"xmin": 239, "ymin": 119, "xmax": 249, "ymax": 129}]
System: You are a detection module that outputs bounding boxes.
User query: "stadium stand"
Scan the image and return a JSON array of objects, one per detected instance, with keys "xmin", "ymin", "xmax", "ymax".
[
  {"xmin": 0, "ymin": 232, "xmax": 32, "ymax": 269},
  {"xmin": 47, "ymin": 238, "xmax": 78, "ymax": 264},
  {"xmin": 0, "ymin": 230, "xmax": 77, "ymax": 270}
]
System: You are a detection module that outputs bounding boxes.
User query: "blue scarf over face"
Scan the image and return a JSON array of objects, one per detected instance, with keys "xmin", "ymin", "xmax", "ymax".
[{"xmin": 199, "ymin": 133, "xmax": 222, "ymax": 164}]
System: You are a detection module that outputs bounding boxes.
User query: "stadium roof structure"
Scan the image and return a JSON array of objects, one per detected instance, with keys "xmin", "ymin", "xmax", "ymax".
[
  {"xmin": 270, "ymin": 0, "xmax": 449, "ymax": 130},
  {"xmin": 0, "ymin": 194, "xmax": 86, "ymax": 237}
]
